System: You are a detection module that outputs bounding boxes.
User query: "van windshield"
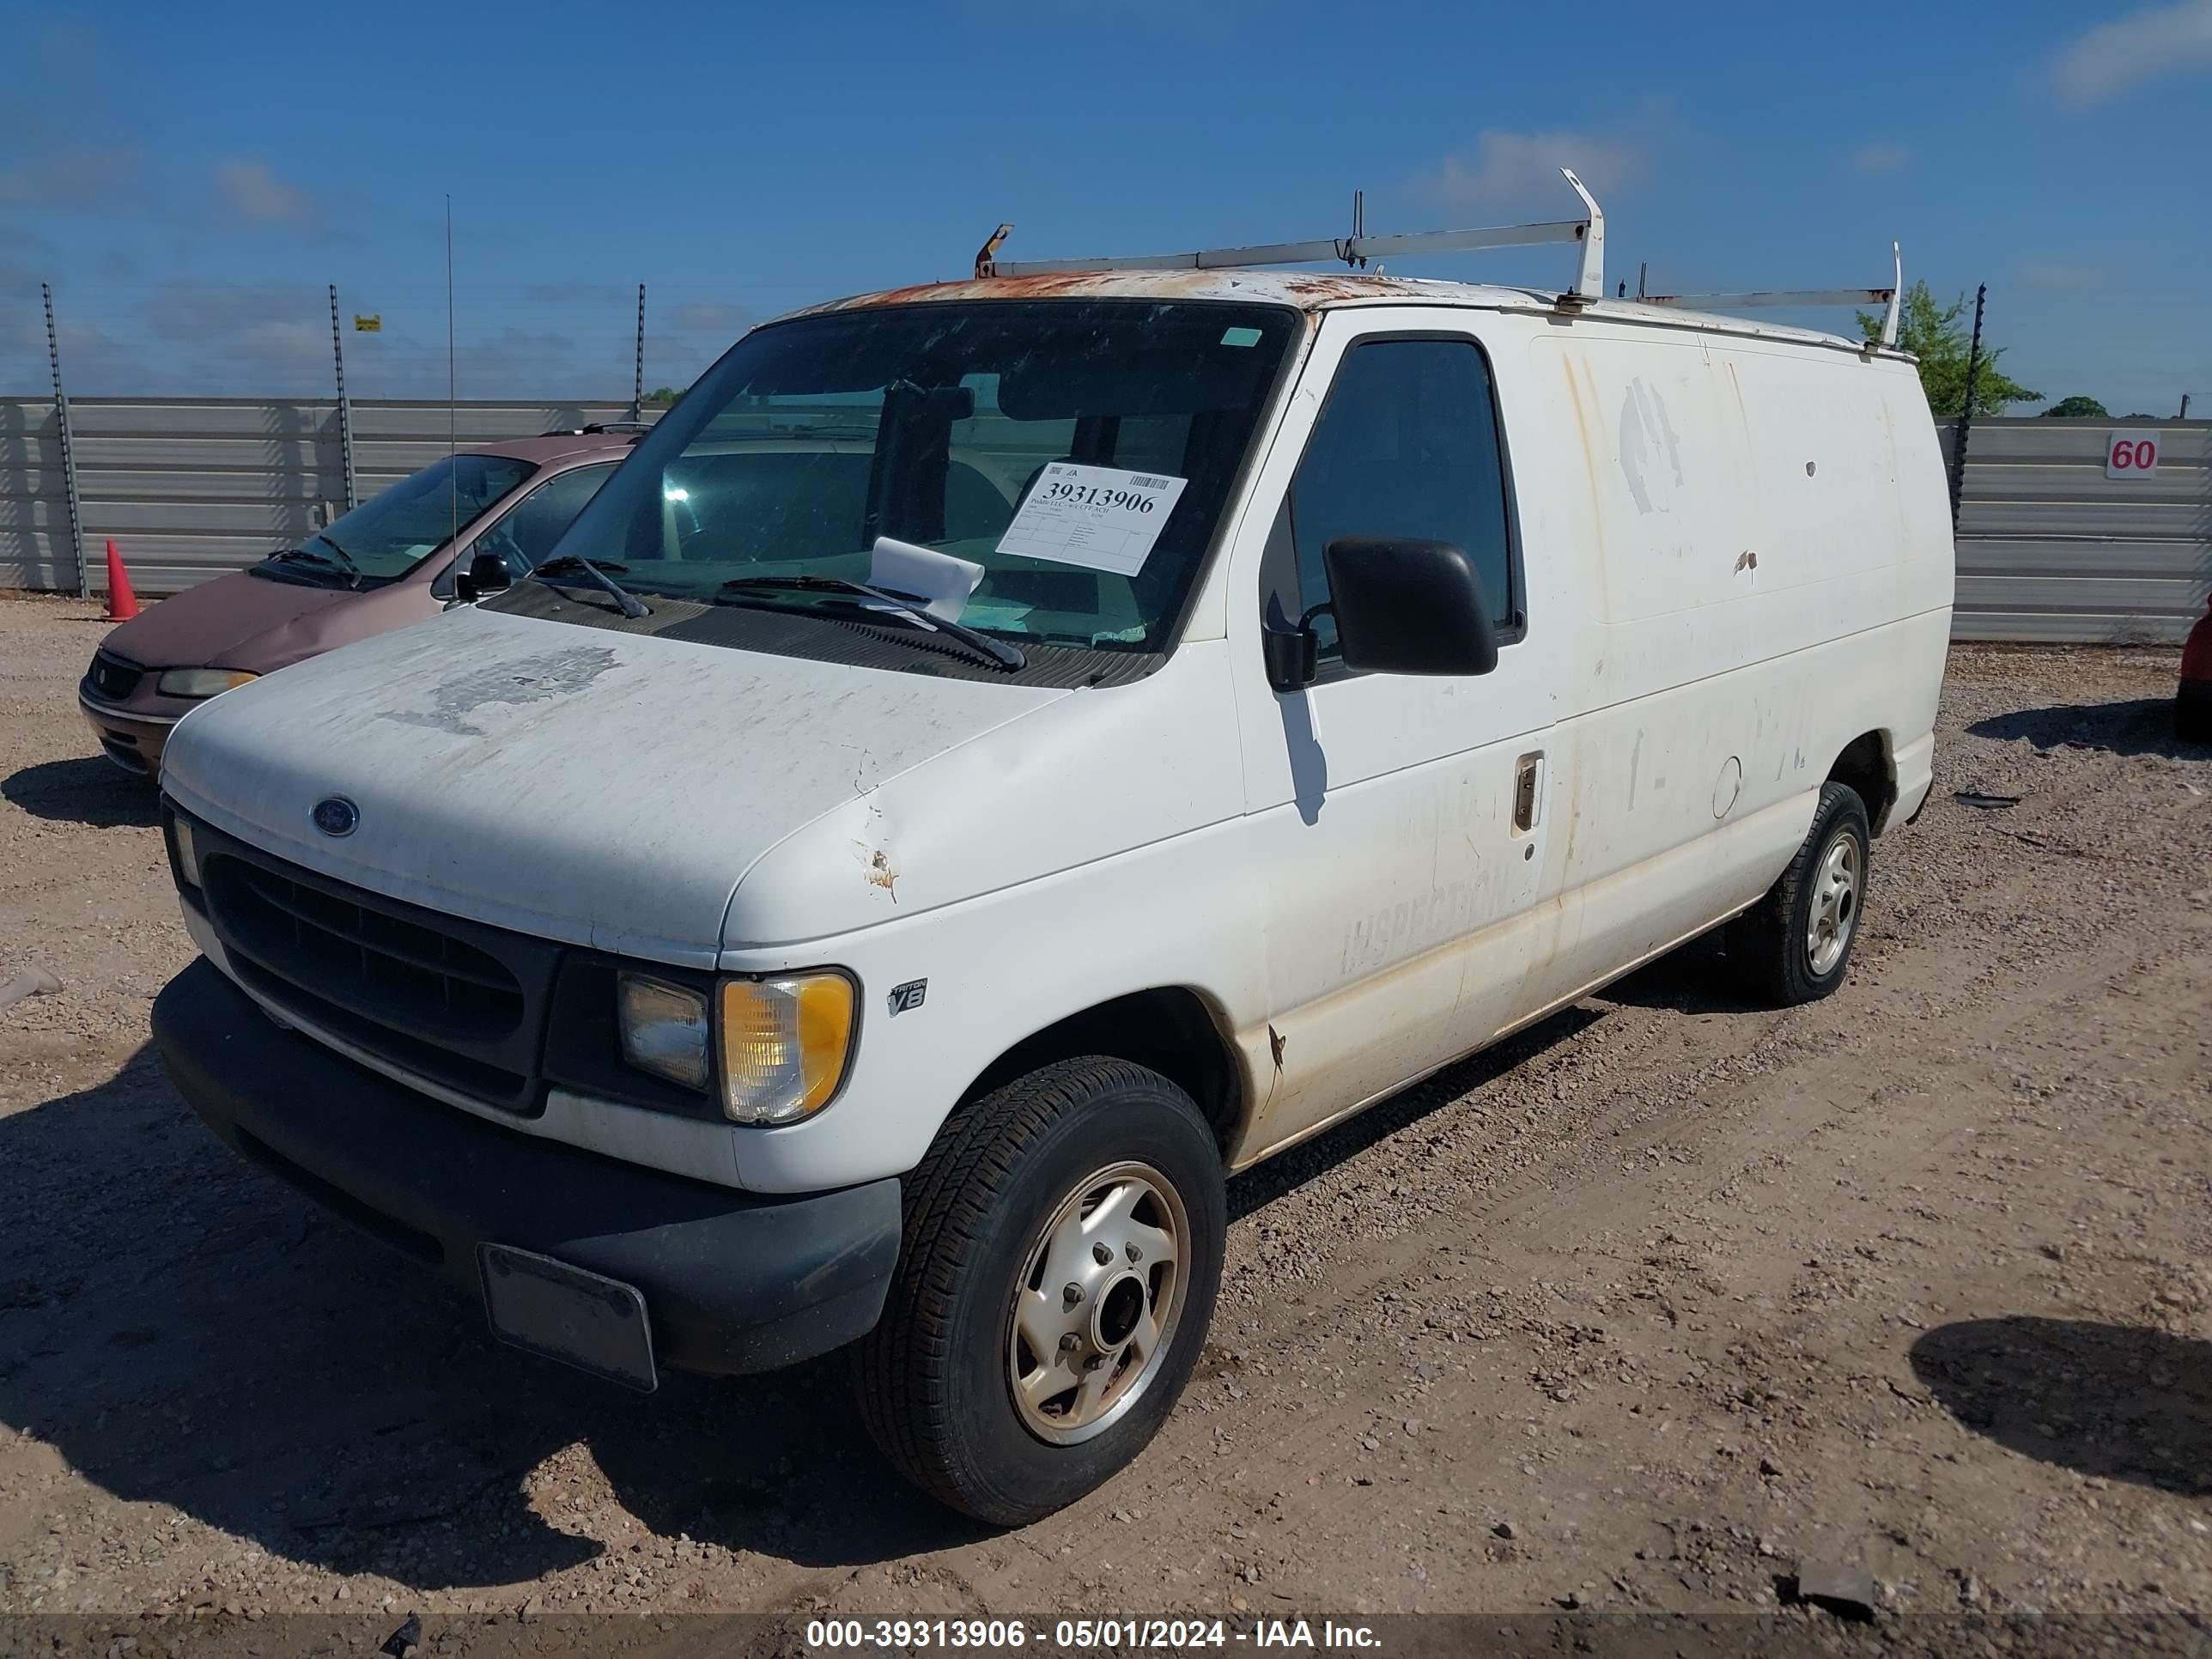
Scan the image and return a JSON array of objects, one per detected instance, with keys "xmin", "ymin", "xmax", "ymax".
[
  {"xmin": 253, "ymin": 453, "xmax": 537, "ymax": 588},
  {"xmin": 537, "ymin": 300, "xmax": 1297, "ymax": 652}
]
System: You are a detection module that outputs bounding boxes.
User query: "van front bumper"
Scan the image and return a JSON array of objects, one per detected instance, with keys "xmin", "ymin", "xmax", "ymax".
[{"xmin": 152, "ymin": 957, "xmax": 902, "ymax": 1378}]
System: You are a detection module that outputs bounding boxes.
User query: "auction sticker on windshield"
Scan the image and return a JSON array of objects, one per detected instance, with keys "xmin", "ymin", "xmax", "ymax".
[{"xmin": 995, "ymin": 462, "xmax": 1188, "ymax": 577}]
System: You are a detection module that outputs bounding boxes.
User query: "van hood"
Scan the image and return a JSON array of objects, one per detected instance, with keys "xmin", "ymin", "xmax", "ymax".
[{"xmin": 160, "ymin": 605, "xmax": 1069, "ymax": 965}]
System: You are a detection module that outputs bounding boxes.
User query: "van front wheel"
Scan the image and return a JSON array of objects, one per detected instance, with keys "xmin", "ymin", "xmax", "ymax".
[
  {"xmin": 854, "ymin": 1058, "xmax": 1225, "ymax": 1526},
  {"xmin": 1728, "ymin": 781, "xmax": 1871, "ymax": 1006}
]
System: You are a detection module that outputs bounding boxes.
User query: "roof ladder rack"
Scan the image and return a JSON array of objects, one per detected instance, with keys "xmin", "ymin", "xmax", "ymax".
[
  {"xmin": 1640, "ymin": 243, "xmax": 1905, "ymax": 347},
  {"xmin": 975, "ymin": 167, "xmax": 1608, "ymax": 301}
]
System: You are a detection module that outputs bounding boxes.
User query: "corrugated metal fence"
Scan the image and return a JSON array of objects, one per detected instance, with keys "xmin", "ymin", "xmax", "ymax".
[
  {"xmin": 1945, "ymin": 418, "xmax": 2210, "ymax": 642},
  {"xmin": 4, "ymin": 399, "xmax": 2207, "ymax": 642},
  {"xmin": 0, "ymin": 398, "xmax": 653, "ymax": 597}
]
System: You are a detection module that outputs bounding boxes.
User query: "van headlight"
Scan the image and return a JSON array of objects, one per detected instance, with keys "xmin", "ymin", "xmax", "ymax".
[
  {"xmin": 169, "ymin": 813, "xmax": 202, "ymax": 889},
  {"xmin": 615, "ymin": 968, "xmax": 857, "ymax": 1124},
  {"xmin": 615, "ymin": 975, "xmax": 711, "ymax": 1091},
  {"xmin": 157, "ymin": 668, "xmax": 257, "ymax": 699}
]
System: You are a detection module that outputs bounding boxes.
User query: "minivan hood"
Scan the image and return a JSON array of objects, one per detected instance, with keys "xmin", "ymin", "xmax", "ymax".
[
  {"xmin": 102, "ymin": 567, "xmax": 362, "ymax": 670},
  {"xmin": 160, "ymin": 606, "xmax": 1069, "ymax": 964}
]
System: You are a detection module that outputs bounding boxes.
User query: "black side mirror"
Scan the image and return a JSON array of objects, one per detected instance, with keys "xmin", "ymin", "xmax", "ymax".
[
  {"xmin": 1322, "ymin": 538, "xmax": 1499, "ymax": 678},
  {"xmin": 453, "ymin": 550, "xmax": 513, "ymax": 603}
]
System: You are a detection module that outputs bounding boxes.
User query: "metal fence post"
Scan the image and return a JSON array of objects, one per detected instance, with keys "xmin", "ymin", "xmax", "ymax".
[
  {"xmin": 41, "ymin": 283, "xmax": 88, "ymax": 599},
  {"xmin": 629, "ymin": 283, "xmax": 646, "ymax": 422},
  {"xmin": 330, "ymin": 284, "xmax": 358, "ymax": 511},
  {"xmin": 1946, "ymin": 283, "xmax": 1986, "ymax": 531}
]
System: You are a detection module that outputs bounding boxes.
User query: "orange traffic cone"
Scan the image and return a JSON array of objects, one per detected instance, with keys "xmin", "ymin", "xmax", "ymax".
[{"xmin": 103, "ymin": 539, "xmax": 139, "ymax": 622}]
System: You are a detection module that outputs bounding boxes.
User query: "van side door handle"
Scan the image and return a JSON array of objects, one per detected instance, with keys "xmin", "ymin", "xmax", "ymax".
[{"xmin": 1513, "ymin": 751, "xmax": 1545, "ymax": 833}]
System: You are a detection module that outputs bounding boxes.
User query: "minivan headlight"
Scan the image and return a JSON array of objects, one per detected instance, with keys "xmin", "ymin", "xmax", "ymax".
[
  {"xmin": 615, "ymin": 974, "xmax": 710, "ymax": 1091},
  {"xmin": 158, "ymin": 668, "xmax": 257, "ymax": 699},
  {"xmin": 719, "ymin": 972, "xmax": 856, "ymax": 1125}
]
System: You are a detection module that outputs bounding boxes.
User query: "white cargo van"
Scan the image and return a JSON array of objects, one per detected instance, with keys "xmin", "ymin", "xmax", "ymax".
[{"xmin": 149, "ymin": 184, "xmax": 1949, "ymax": 1524}]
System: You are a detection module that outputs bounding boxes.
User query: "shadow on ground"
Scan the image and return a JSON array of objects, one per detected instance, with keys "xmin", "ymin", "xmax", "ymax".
[
  {"xmin": 1226, "ymin": 1003, "xmax": 1607, "ymax": 1221},
  {"xmin": 1909, "ymin": 1316, "xmax": 2211, "ymax": 1496},
  {"xmin": 1, "ymin": 986, "xmax": 1639, "ymax": 1589},
  {"xmin": 1591, "ymin": 930, "xmax": 1780, "ymax": 1017},
  {"xmin": 2, "ymin": 756, "xmax": 161, "ymax": 828},
  {"xmin": 0, "ymin": 1045, "xmax": 989, "ymax": 1589},
  {"xmin": 1967, "ymin": 698, "xmax": 2209, "ymax": 760}
]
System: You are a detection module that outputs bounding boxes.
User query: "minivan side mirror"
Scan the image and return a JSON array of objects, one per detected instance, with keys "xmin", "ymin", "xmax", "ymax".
[
  {"xmin": 453, "ymin": 550, "xmax": 513, "ymax": 603},
  {"xmin": 1322, "ymin": 537, "xmax": 1499, "ymax": 680}
]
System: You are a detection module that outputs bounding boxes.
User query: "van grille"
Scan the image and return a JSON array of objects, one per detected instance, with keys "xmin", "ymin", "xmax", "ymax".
[
  {"xmin": 195, "ymin": 838, "xmax": 556, "ymax": 1114},
  {"xmin": 86, "ymin": 651, "xmax": 144, "ymax": 701},
  {"xmin": 212, "ymin": 857, "xmax": 525, "ymax": 1030}
]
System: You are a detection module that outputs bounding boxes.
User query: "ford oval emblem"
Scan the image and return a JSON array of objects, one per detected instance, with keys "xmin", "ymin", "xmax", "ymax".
[{"xmin": 312, "ymin": 796, "xmax": 359, "ymax": 838}]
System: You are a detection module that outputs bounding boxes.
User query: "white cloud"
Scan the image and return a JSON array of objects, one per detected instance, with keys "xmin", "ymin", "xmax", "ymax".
[
  {"xmin": 215, "ymin": 159, "xmax": 319, "ymax": 225},
  {"xmin": 0, "ymin": 222, "xmax": 59, "ymax": 290},
  {"xmin": 2052, "ymin": 0, "xmax": 2212, "ymax": 106},
  {"xmin": 144, "ymin": 278, "xmax": 307, "ymax": 339},
  {"xmin": 2018, "ymin": 259, "xmax": 2106, "ymax": 291},
  {"xmin": 0, "ymin": 144, "xmax": 140, "ymax": 207},
  {"xmin": 670, "ymin": 300, "xmax": 745, "ymax": 334},
  {"xmin": 521, "ymin": 282, "xmax": 630, "ymax": 305},
  {"xmin": 1850, "ymin": 143, "xmax": 1911, "ymax": 173},
  {"xmin": 1422, "ymin": 123, "xmax": 1651, "ymax": 216}
]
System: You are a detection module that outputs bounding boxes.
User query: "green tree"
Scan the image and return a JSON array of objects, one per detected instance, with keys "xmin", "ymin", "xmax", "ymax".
[
  {"xmin": 643, "ymin": 386, "xmax": 683, "ymax": 407},
  {"xmin": 2039, "ymin": 394, "xmax": 2108, "ymax": 418},
  {"xmin": 1857, "ymin": 282, "xmax": 2039, "ymax": 417}
]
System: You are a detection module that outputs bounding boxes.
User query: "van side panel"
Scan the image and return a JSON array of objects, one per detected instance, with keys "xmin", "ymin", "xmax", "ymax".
[
  {"xmin": 717, "ymin": 314, "xmax": 1952, "ymax": 1194},
  {"xmin": 1525, "ymin": 328, "xmax": 1950, "ymax": 1011}
]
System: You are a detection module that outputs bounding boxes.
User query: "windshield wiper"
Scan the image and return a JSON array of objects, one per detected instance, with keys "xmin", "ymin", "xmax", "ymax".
[
  {"xmin": 301, "ymin": 532, "xmax": 364, "ymax": 586},
  {"xmin": 714, "ymin": 575, "xmax": 1025, "ymax": 670},
  {"xmin": 530, "ymin": 553, "xmax": 649, "ymax": 619},
  {"xmin": 265, "ymin": 545, "xmax": 358, "ymax": 588}
]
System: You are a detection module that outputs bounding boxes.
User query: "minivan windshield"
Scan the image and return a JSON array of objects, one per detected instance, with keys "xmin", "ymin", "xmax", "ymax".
[
  {"xmin": 253, "ymin": 453, "xmax": 537, "ymax": 588},
  {"xmin": 535, "ymin": 301, "xmax": 1297, "ymax": 652}
]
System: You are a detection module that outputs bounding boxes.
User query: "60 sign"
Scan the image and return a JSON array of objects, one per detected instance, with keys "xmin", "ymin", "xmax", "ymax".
[{"xmin": 2105, "ymin": 432, "xmax": 2162, "ymax": 478}]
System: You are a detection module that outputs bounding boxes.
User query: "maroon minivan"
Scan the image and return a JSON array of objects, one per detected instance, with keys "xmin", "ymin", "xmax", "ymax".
[{"xmin": 78, "ymin": 431, "xmax": 635, "ymax": 776}]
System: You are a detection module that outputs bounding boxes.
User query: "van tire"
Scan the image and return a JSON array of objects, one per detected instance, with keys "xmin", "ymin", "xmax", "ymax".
[
  {"xmin": 1728, "ymin": 781, "xmax": 1871, "ymax": 1006},
  {"xmin": 854, "ymin": 1057, "xmax": 1225, "ymax": 1526}
]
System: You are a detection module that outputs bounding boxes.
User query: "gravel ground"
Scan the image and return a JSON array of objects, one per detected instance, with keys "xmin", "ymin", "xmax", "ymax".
[{"xmin": 3, "ymin": 592, "xmax": 2209, "ymax": 1654}]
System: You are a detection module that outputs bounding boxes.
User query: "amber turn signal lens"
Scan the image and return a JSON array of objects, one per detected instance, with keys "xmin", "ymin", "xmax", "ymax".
[{"xmin": 717, "ymin": 972, "xmax": 856, "ymax": 1125}]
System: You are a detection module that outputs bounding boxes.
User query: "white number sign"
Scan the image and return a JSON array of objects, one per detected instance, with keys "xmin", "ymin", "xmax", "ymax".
[
  {"xmin": 995, "ymin": 463, "xmax": 1188, "ymax": 578},
  {"xmin": 2104, "ymin": 431, "xmax": 2162, "ymax": 478}
]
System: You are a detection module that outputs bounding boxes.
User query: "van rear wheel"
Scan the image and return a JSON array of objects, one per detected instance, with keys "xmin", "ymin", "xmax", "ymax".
[
  {"xmin": 854, "ymin": 1057, "xmax": 1224, "ymax": 1526},
  {"xmin": 1728, "ymin": 781, "xmax": 1870, "ymax": 1006}
]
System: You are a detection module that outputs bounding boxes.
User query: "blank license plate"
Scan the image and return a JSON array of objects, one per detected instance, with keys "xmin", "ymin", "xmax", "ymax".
[{"xmin": 479, "ymin": 1244, "xmax": 657, "ymax": 1392}]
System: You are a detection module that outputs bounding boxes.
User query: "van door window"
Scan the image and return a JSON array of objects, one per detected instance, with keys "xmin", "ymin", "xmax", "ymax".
[
  {"xmin": 475, "ymin": 462, "xmax": 621, "ymax": 577},
  {"xmin": 1279, "ymin": 338, "xmax": 1516, "ymax": 667}
]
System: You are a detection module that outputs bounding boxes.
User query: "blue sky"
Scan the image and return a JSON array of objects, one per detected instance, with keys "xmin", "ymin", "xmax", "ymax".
[{"xmin": 3, "ymin": 0, "xmax": 2208, "ymax": 413}]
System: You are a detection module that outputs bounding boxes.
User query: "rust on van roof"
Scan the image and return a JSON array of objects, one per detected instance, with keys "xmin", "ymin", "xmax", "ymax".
[
  {"xmin": 773, "ymin": 268, "xmax": 1899, "ymax": 359},
  {"xmin": 784, "ymin": 268, "xmax": 1457, "ymax": 319}
]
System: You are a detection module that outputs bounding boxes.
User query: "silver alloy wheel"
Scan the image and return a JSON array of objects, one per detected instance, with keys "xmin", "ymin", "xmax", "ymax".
[
  {"xmin": 1006, "ymin": 1160, "xmax": 1190, "ymax": 1446},
  {"xmin": 1807, "ymin": 830, "xmax": 1862, "ymax": 976}
]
